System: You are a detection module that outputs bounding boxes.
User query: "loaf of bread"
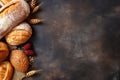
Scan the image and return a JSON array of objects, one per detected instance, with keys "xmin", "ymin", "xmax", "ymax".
[
  {"xmin": 0, "ymin": 42, "xmax": 9, "ymax": 62},
  {"xmin": 0, "ymin": 0, "xmax": 30, "ymax": 39},
  {"xmin": 6, "ymin": 22, "xmax": 32, "ymax": 45},
  {"xmin": 0, "ymin": 61, "xmax": 13, "ymax": 80}
]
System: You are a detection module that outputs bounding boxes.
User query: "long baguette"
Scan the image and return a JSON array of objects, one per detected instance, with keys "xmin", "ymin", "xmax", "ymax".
[{"xmin": 0, "ymin": 0, "xmax": 30, "ymax": 39}]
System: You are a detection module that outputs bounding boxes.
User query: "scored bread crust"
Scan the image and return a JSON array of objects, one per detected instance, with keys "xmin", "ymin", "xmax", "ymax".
[
  {"xmin": 0, "ymin": 61, "xmax": 13, "ymax": 80},
  {"xmin": 3, "ymin": 61, "xmax": 13, "ymax": 80},
  {"xmin": 5, "ymin": 22, "xmax": 32, "ymax": 45},
  {"xmin": 0, "ymin": 0, "xmax": 30, "ymax": 39}
]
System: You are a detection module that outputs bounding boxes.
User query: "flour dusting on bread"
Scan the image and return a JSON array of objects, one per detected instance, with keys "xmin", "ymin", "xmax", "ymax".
[{"xmin": 0, "ymin": 0, "xmax": 30, "ymax": 39}]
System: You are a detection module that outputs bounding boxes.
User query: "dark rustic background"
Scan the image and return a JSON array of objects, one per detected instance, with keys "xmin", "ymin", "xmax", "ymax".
[{"xmin": 30, "ymin": 0, "xmax": 120, "ymax": 80}]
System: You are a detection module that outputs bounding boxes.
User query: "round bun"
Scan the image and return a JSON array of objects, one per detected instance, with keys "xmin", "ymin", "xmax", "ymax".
[
  {"xmin": 0, "ymin": 42, "xmax": 9, "ymax": 62},
  {"xmin": 6, "ymin": 22, "xmax": 32, "ymax": 45}
]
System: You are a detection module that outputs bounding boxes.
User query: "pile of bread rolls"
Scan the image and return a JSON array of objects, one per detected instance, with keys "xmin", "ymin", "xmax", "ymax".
[{"xmin": 0, "ymin": 0, "xmax": 34, "ymax": 79}]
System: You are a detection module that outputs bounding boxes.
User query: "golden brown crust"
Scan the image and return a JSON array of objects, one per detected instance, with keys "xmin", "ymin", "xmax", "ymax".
[
  {"xmin": 0, "ymin": 2, "xmax": 20, "ymax": 18},
  {"xmin": 0, "ymin": 0, "xmax": 30, "ymax": 39},
  {"xmin": 6, "ymin": 22, "xmax": 32, "ymax": 45},
  {"xmin": 10, "ymin": 50, "xmax": 29, "ymax": 72},
  {"xmin": 0, "ymin": 61, "xmax": 13, "ymax": 80},
  {"xmin": 0, "ymin": 42, "xmax": 9, "ymax": 62}
]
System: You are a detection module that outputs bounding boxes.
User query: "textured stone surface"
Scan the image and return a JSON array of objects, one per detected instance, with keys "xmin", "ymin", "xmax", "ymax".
[{"xmin": 29, "ymin": 0, "xmax": 120, "ymax": 80}]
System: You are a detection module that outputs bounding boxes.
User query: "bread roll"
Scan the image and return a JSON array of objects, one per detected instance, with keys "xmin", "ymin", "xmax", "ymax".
[
  {"xmin": 10, "ymin": 50, "xmax": 29, "ymax": 72},
  {"xmin": 6, "ymin": 22, "xmax": 32, "ymax": 45},
  {"xmin": 0, "ymin": 42, "xmax": 9, "ymax": 62},
  {"xmin": 0, "ymin": 0, "xmax": 30, "ymax": 39},
  {"xmin": 0, "ymin": 61, "xmax": 13, "ymax": 80}
]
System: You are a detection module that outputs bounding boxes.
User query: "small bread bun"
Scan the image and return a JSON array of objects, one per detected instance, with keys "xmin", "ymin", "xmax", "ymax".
[
  {"xmin": 0, "ymin": 0, "xmax": 30, "ymax": 39},
  {"xmin": 0, "ymin": 42, "xmax": 9, "ymax": 62},
  {"xmin": 0, "ymin": 61, "xmax": 13, "ymax": 80},
  {"xmin": 6, "ymin": 22, "xmax": 32, "ymax": 45},
  {"xmin": 10, "ymin": 50, "xmax": 29, "ymax": 72}
]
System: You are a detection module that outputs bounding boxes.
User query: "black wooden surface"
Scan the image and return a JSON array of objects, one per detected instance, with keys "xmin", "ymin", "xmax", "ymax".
[{"xmin": 30, "ymin": 0, "xmax": 120, "ymax": 80}]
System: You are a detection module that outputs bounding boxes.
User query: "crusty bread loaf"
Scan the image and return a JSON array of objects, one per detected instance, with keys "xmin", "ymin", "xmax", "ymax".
[
  {"xmin": 0, "ymin": 0, "xmax": 30, "ymax": 39},
  {"xmin": 6, "ymin": 22, "xmax": 32, "ymax": 45}
]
